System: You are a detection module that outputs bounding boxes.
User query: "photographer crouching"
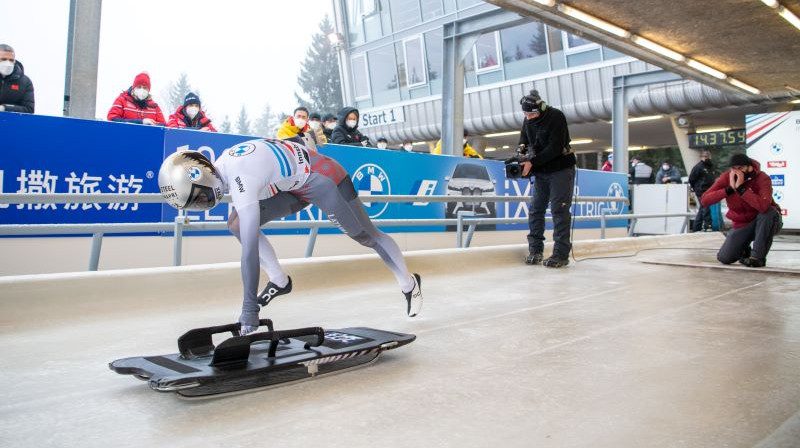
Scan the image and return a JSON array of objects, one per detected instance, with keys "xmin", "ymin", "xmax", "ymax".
[{"xmin": 506, "ymin": 90, "xmax": 576, "ymax": 268}]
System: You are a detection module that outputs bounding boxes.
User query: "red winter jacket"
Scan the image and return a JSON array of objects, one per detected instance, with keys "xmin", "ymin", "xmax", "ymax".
[
  {"xmin": 701, "ymin": 160, "xmax": 778, "ymax": 228},
  {"xmin": 167, "ymin": 105, "xmax": 217, "ymax": 132},
  {"xmin": 107, "ymin": 88, "xmax": 166, "ymax": 125}
]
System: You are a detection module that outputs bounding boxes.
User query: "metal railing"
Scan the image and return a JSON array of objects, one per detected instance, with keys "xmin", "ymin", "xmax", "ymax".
[{"xmin": 0, "ymin": 193, "xmax": 691, "ymax": 272}]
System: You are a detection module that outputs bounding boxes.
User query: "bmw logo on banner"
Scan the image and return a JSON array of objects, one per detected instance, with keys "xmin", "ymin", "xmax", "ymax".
[
  {"xmin": 352, "ymin": 164, "xmax": 391, "ymax": 218},
  {"xmin": 773, "ymin": 189, "xmax": 784, "ymax": 203},
  {"xmin": 605, "ymin": 182, "xmax": 626, "ymax": 214},
  {"xmin": 770, "ymin": 142, "xmax": 784, "ymax": 155}
]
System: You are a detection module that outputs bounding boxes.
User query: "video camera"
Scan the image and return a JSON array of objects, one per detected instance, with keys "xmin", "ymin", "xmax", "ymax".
[{"xmin": 504, "ymin": 144, "xmax": 531, "ymax": 179}]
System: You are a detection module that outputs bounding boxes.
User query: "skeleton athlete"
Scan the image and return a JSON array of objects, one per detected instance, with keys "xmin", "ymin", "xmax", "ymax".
[{"xmin": 158, "ymin": 138, "xmax": 423, "ymax": 334}]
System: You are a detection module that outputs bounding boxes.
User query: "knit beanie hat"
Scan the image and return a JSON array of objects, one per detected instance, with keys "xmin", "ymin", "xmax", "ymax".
[
  {"xmin": 729, "ymin": 153, "xmax": 752, "ymax": 167},
  {"xmin": 183, "ymin": 92, "xmax": 201, "ymax": 107},
  {"xmin": 133, "ymin": 72, "xmax": 151, "ymax": 90}
]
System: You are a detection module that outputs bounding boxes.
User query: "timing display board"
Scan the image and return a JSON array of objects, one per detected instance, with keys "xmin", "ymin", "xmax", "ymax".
[{"xmin": 688, "ymin": 129, "xmax": 745, "ymax": 148}]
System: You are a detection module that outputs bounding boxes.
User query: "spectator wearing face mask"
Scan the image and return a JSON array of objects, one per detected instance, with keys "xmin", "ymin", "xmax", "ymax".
[
  {"xmin": 401, "ymin": 140, "xmax": 414, "ymax": 152},
  {"xmin": 376, "ymin": 137, "xmax": 389, "ymax": 150},
  {"xmin": 306, "ymin": 112, "xmax": 327, "ymax": 145},
  {"xmin": 600, "ymin": 154, "xmax": 613, "ymax": 172},
  {"xmin": 277, "ymin": 106, "xmax": 311, "ymax": 145},
  {"xmin": 0, "ymin": 44, "xmax": 35, "ymax": 114},
  {"xmin": 656, "ymin": 160, "xmax": 682, "ymax": 184},
  {"xmin": 322, "ymin": 113, "xmax": 337, "ymax": 141},
  {"xmin": 167, "ymin": 92, "xmax": 216, "ymax": 132},
  {"xmin": 432, "ymin": 129, "xmax": 483, "ymax": 158},
  {"xmin": 331, "ymin": 106, "xmax": 371, "ymax": 147},
  {"xmin": 107, "ymin": 72, "xmax": 166, "ymax": 126}
]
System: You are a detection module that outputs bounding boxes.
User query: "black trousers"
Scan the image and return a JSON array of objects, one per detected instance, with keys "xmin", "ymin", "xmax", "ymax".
[
  {"xmin": 528, "ymin": 166, "xmax": 575, "ymax": 258},
  {"xmin": 692, "ymin": 205, "xmax": 713, "ymax": 231},
  {"xmin": 717, "ymin": 207, "xmax": 782, "ymax": 263}
]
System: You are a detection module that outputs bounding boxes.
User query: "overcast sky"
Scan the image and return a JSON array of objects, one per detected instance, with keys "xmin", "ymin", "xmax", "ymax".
[{"xmin": 1, "ymin": 0, "xmax": 333, "ymax": 122}]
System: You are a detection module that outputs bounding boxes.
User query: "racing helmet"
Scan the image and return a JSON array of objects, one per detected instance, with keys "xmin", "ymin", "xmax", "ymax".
[{"xmin": 158, "ymin": 151, "xmax": 224, "ymax": 210}]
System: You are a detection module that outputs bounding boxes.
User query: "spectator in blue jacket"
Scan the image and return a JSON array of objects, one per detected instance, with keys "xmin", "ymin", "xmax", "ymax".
[{"xmin": 656, "ymin": 160, "xmax": 682, "ymax": 184}]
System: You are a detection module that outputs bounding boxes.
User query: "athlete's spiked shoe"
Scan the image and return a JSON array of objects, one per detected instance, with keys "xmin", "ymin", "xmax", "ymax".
[
  {"xmin": 404, "ymin": 273, "xmax": 423, "ymax": 317},
  {"xmin": 257, "ymin": 276, "xmax": 293, "ymax": 307}
]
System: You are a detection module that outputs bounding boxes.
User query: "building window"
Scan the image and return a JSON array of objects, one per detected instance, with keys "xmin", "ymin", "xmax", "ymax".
[
  {"xmin": 499, "ymin": 22, "xmax": 549, "ymax": 79},
  {"xmin": 425, "ymin": 28, "xmax": 444, "ymax": 94},
  {"xmin": 390, "ymin": 0, "xmax": 421, "ymax": 31},
  {"xmin": 474, "ymin": 31, "xmax": 501, "ymax": 72},
  {"xmin": 564, "ymin": 32, "xmax": 596, "ymax": 51},
  {"xmin": 563, "ymin": 31, "xmax": 601, "ymax": 67},
  {"xmin": 352, "ymin": 54, "xmax": 370, "ymax": 100},
  {"xmin": 602, "ymin": 46, "xmax": 628, "ymax": 60},
  {"xmin": 367, "ymin": 45, "xmax": 401, "ymax": 105},
  {"xmin": 546, "ymin": 25, "xmax": 566, "ymax": 70},
  {"xmin": 404, "ymin": 36, "xmax": 427, "ymax": 87},
  {"xmin": 464, "ymin": 48, "xmax": 478, "ymax": 88},
  {"xmin": 420, "ymin": 0, "xmax": 444, "ymax": 21},
  {"xmin": 345, "ymin": 0, "xmax": 376, "ymax": 45}
]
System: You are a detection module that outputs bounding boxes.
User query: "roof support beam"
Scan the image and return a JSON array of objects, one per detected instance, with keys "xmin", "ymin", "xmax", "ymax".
[{"xmin": 612, "ymin": 70, "xmax": 682, "ymax": 173}]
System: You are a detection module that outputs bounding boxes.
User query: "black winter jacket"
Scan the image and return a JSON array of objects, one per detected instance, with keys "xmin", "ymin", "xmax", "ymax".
[
  {"xmin": 331, "ymin": 107, "xmax": 371, "ymax": 146},
  {"xmin": 0, "ymin": 61, "xmax": 35, "ymax": 114},
  {"xmin": 518, "ymin": 107, "xmax": 575, "ymax": 173},
  {"xmin": 688, "ymin": 160, "xmax": 716, "ymax": 195}
]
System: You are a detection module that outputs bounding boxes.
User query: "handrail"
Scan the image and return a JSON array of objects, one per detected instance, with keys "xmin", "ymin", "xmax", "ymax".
[
  {"xmin": 0, "ymin": 193, "xmax": 627, "ymax": 205},
  {"xmin": 0, "ymin": 193, "xmax": 679, "ymax": 272}
]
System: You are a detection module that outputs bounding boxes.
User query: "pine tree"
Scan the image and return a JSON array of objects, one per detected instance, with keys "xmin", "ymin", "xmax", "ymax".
[
  {"xmin": 164, "ymin": 72, "xmax": 193, "ymax": 112},
  {"xmin": 253, "ymin": 103, "xmax": 281, "ymax": 137},
  {"xmin": 236, "ymin": 106, "xmax": 251, "ymax": 135},
  {"xmin": 220, "ymin": 115, "xmax": 232, "ymax": 134},
  {"xmin": 294, "ymin": 15, "xmax": 343, "ymax": 115}
]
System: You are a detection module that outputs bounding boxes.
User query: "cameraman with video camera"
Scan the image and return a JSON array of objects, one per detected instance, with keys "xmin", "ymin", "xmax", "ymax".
[{"xmin": 506, "ymin": 90, "xmax": 576, "ymax": 268}]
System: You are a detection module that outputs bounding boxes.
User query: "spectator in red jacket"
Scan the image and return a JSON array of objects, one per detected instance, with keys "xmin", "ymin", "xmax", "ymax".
[
  {"xmin": 701, "ymin": 153, "xmax": 782, "ymax": 267},
  {"xmin": 167, "ymin": 92, "xmax": 216, "ymax": 132},
  {"xmin": 107, "ymin": 72, "xmax": 165, "ymax": 126}
]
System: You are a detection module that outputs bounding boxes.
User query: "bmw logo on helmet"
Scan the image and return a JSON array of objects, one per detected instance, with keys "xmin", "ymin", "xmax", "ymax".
[{"xmin": 188, "ymin": 166, "xmax": 203, "ymax": 182}]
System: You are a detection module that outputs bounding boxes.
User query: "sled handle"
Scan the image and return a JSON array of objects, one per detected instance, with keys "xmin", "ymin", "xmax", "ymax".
[
  {"xmin": 211, "ymin": 327, "xmax": 325, "ymax": 369},
  {"xmin": 178, "ymin": 319, "xmax": 274, "ymax": 359}
]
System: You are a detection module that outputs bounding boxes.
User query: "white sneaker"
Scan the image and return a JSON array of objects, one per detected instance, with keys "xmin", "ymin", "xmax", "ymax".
[{"xmin": 403, "ymin": 273, "xmax": 423, "ymax": 317}]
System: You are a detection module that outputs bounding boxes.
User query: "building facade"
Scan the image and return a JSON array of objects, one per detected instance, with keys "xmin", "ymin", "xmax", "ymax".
[{"xmin": 332, "ymin": 0, "xmax": 790, "ymax": 164}]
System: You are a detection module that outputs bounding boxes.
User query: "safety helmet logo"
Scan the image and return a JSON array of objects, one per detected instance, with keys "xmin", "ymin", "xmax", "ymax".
[{"xmin": 188, "ymin": 166, "xmax": 202, "ymax": 182}]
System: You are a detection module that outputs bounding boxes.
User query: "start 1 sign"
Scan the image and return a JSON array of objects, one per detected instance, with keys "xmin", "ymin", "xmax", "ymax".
[
  {"xmin": 360, "ymin": 106, "xmax": 405, "ymax": 129},
  {"xmin": 746, "ymin": 111, "xmax": 799, "ymax": 230}
]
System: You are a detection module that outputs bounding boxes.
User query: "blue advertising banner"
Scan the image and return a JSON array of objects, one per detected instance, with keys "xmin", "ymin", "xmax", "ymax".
[
  {"xmin": 1, "ymin": 113, "xmax": 163, "ymax": 225},
  {"xmin": 1, "ymin": 112, "xmax": 628, "ymax": 234}
]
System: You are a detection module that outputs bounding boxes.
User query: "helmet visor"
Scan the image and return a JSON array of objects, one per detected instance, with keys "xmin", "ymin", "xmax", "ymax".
[{"xmin": 185, "ymin": 184, "xmax": 217, "ymax": 210}]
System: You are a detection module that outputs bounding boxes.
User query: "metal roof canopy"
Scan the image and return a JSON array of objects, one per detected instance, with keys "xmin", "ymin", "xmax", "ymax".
[{"xmin": 487, "ymin": 0, "xmax": 800, "ymax": 96}]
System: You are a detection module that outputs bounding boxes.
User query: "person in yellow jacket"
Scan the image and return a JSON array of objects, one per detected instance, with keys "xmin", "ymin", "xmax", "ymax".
[
  {"xmin": 276, "ymin": 106, "xmax": 311, "ymax": 145},
  {"xmin": 432, "ymin": 129, "xmax": 483, "ymax": 158}
]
